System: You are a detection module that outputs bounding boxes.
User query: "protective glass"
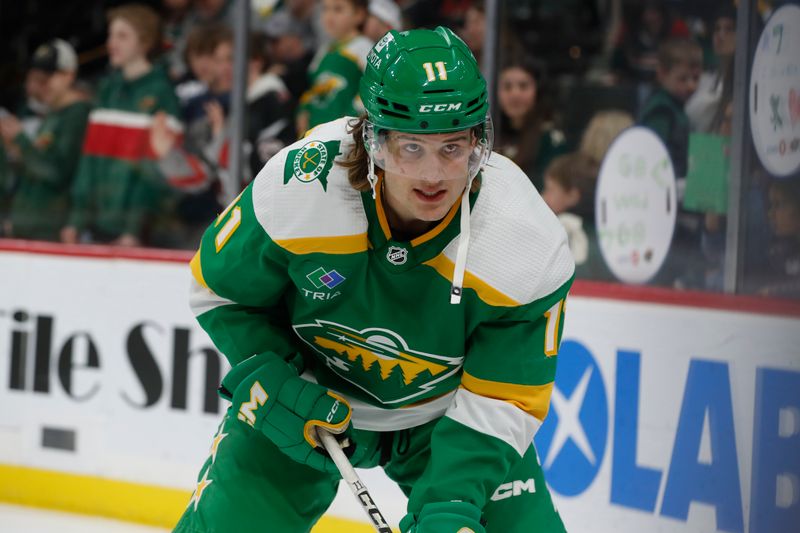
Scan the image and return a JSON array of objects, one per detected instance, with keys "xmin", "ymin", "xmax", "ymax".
[{"xmin": 363, "ymin": 115, "xmax": 494, "ymax": 182}]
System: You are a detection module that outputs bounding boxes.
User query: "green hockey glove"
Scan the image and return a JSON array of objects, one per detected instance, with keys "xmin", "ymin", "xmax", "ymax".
[
  {"xmin": 399, "ymin": 501, "xmax": 486, "ymax": 533},
  {"xmin": 219, "ymin": 351, "xmax": 352, "ymax": 474}
]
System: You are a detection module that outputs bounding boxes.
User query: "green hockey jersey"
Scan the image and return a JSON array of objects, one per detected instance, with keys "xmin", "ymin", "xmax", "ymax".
[{"xmin": 189, "ymin": 117, "xmax": 575, "ymax": 511}]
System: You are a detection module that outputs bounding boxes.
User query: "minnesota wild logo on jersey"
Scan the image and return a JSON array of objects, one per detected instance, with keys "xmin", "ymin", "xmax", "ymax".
[{"xmin": 293, "ymin": 320, "xmax": 463, "ymax": 405}]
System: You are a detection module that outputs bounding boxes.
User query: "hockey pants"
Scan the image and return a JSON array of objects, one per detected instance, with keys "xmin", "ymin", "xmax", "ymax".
[{"xmin": 173, "ymin": 407, "xmax": 567, "ymax": 532}]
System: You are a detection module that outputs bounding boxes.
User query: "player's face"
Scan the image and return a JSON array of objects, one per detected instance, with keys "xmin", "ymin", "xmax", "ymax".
[
  {"xmin": 381, "ymin": 130, "xmax": 473, "ymax": 228},
  {"xmin": 321, "ymin": 0, "xmax": 365, "ymax": 41},
  {"xmin": 107, "ymin": 18, "xmax": 147, "ymax": 68},
  {"xmin": 498, "ymin": 67, "xmax": 537, "ymax": 123}
]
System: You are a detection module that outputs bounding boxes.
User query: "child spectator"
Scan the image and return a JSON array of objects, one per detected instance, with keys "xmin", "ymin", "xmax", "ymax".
[
  {"xmin": 639, "ymin": 38, "xmax": 703, "ymax": 288},
  {"xmin": 174, "ymin": 23, "xmax": 219, "ymax": 110},
  {"xmin": 150, "ymin": 32, "xmax": 295, "ymax": 247},
  {"xmin": 364, "ymin": 0, "xmax": 403, "ymax": 42},
  {"xmin": 62, "ymin": 3, "xmax": 181, "ymax": 247},
  {"xmin": 542, "ymin": 152, "xmax": 608, "ymax": 280},
  {"xmin": 0, "ymin": 40, "xmax": 91, "ymax": 241},
  {"xmin": 495, "ymin": 58, "xmax": 568, "ymax": 191},
  {"xmin": 149, "ymin": 23, "xmax": 234, "ymax": 248},
  {"xmin": 578, "ymin": 110, "xmax": 634, "ymax": 165},
  {"xmin": 296, "ymin": 0, "xmax": 372, "ymax": 134},
  {"xmin": 638, "ymin": 37, "xmax": 702, "ymax": 178},
  {"xmin": 759, "ymin": 177, "xmax": 800, "ymax": 299}
]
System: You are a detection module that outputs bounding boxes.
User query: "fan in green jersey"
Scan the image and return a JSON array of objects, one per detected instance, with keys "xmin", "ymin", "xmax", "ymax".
[{"xmin": 175, "ymin": 26, "xmax": 573, "ymax": 533}]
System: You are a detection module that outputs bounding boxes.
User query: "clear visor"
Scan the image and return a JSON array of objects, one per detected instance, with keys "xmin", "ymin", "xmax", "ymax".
[{"xmin": 364, "ymin": 115, "xmax": 493, "ymax": 182}]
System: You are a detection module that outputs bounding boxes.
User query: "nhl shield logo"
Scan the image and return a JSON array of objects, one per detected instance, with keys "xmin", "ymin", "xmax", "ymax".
[{"xmin": 386, "ymin": 246, "xmax": 408, "ymax": 265}]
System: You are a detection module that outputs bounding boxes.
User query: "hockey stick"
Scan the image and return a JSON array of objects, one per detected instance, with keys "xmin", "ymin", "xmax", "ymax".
[{"xmin": 319, "ymin": 430, "xmax": 393, "ymax": 533}]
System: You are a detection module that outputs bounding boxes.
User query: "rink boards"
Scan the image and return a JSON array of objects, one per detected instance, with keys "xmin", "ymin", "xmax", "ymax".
[{"xmin": 0, "ymin": 241, "xmax": 798, "ymax": 532}]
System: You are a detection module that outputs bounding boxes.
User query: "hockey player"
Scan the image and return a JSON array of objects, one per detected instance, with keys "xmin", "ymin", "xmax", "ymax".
[{"xmin": 175, "ymin": 27, "xmax": 574, "ymax": 532}]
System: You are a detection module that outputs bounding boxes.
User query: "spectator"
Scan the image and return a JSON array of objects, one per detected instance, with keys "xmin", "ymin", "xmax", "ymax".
[
  {"xmin": 175, "ymin": 23, "xmax": 220, "ymax": 110},
  {"xmin": 152, "ymin": 32, "xmax": 295, "ymax": 200},
  {"xmin": 151, "ymin": 23, "xmax": 235, "ymax": 247},
  {"xmin": 459, "ymin": 0, "xmax": 485, "ymax": 65},
  {"xmin": 62, "ymin": 3, "xmax": 181, "ymax": 247},
  {"xmin": 494, "ymin": 58, "xmax": 568, "ymax": 191},
  {"xmin": 0, "ymin": 40, "xmax": 91, "ymax": 242},
  {"xmin": 458, "ymin": 0, "xmax": 522, "ymax": 70},
  {"xmin": 759, "ymin": 177, "xmax": 800, "ymax": 299},
  {"xmin": 364, "ymin": 0, "xmax": 403, "ymax": 42},
  {"xmin": 542, "ymin": 152, "xmax": 608, "ymax": 280},
  {"xmin": 610, "ymin": 0, "xmax": 689, "ymax": 86},
  {"xmin": 296, "ymin": 0, "xmax": 372, "ymax": 134},
  {"xmin": 151, "ymin": 31, "xmax": 296, "ymax": 247},
  {"xmin": 639, "ymin": 38, "xmax": 703, "ymax": 288},
  {"xmin": 161, "ymin": 0, "xmax": 194, "ymax": 81},
  {"xmin": 18, "ymin": 67, "xmax": 51, "ymax": 138},
  {"xmin": 686, "ymin": 6, "xmax": 736, "ymax": 133},
  {"xmin": 184, "ymin": 0, "xmax": 234, "ymax": 27},
  {"xmin": 263, "ymin": 10, "xmax": 316, "ymax": 113},
  {"xmin": 638, "ymin": 38, "xmax": 701, "ymax": 178},
  {"xmin": 242, "ymin": 32, "xmax": 296, "ymax": 176},
  {"xmin": 578, "ymin": 110, "xmax": 634, "ymax": 165}
]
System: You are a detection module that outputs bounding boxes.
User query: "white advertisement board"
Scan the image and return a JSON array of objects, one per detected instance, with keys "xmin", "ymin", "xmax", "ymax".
[{"xmin": 1, "ymin": 248, "xmax": 799, "ymax": 532}]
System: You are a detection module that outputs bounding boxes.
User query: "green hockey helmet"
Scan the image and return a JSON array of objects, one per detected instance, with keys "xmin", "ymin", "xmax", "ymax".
[
  {"xmin": 360, "ymin": 26, "xmax": 489, "ymax": 133},
  {"xmin": 360, "ymin": 27, "xmax": 493, "ymax": 186}
]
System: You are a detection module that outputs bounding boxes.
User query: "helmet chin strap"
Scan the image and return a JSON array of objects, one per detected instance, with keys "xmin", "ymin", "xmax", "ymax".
[
  {"xmin": 366, "ymin": 153, "xmax": 379, "ymax": 200},
  {"xmin": 450, "ymin": 173, "xmax": 476, "ymax": 305}
]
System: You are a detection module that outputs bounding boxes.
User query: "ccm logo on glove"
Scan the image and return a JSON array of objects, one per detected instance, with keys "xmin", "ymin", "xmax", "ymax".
[{"xmin": 326, "ymin": 399, "xmax": 341, "ymax": 423}]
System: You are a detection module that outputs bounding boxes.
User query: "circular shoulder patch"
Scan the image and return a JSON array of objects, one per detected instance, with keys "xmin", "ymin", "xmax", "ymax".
[{"xmin": 293, "ymin": 141, "xmax": 329, "ymax": 183}]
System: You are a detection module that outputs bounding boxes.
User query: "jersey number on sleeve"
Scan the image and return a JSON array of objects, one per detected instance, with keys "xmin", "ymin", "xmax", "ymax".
[
  {"xmin": 214, "ymin": 192, "xmax": 244, "ymax": 252},
  {"xmin": 543, "ymin": 299, "xmax": 565, "ymax": 357}
]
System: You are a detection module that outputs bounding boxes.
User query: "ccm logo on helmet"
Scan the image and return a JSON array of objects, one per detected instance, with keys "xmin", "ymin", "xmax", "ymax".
[{"xmin": 419, "ymin": 103, "xmax": 463, "ymax": 113}]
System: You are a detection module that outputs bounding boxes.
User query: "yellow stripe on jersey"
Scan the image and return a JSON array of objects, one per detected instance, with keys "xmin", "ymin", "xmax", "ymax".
[
  {"xmin": 410, "ymin": 200, "xmax": 461, "ymax": 247},
  {"xmin": 274, "ymin": 233, "xmax": 369, "ymax": 255},
  {"xmin": 423, "ymin": 254, "xmax": 520, "ymax": 307},
  {"xmin": 190, "ymin": 249, "xmax": 208, "ymax": 289},
  {"xmin": 461, "ymin": 371, "xmax": 553, "ymax": 422},
  {"xmin": 373, "ymin": 176, "xmax": 393, "ymax": 240},
  {"xmin": 373, "ymin": 175, "xmax": 462, "ymax": 247}
]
